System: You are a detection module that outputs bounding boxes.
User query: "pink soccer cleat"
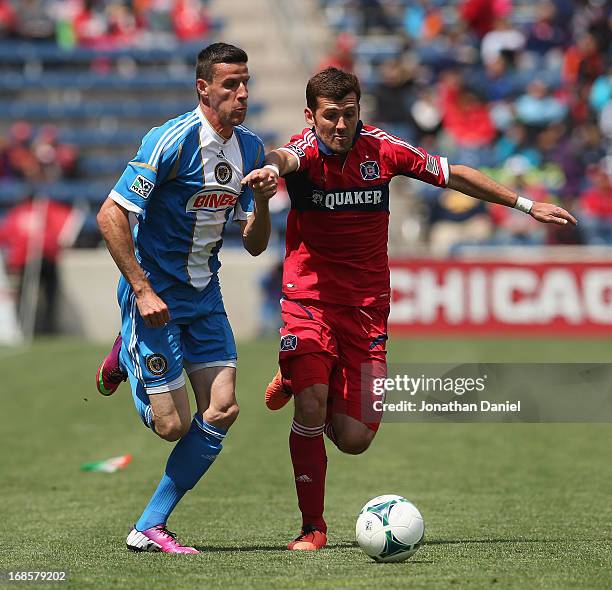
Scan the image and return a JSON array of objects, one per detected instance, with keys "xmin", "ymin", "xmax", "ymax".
[
  {"xmin": 126, "ymin": 525, "xmax": 199, "ymax": 554},
  {"xmin": 96, "ymin": 333, "xmax": 127, "ymax": 396}
]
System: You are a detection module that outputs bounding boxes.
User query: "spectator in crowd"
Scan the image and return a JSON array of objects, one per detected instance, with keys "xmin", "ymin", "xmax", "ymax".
[
  {"xmin": 409, "ymin": 87, "xmax": 443, "ymax": 142},
  {"xmin": 32, "ymin": 125, "xmax": 78, "ymax": 182},
  {"xmin": 172, "ymin": 0, "xmax": 210, "ymax": 42},
  {"xmin": 480, "ymin": 17, "xmax": 526, "ymax": 67},
  {"xmin": 12, "ymin": 0, "xmax": 55, "ymax": 41},
  {"xmin": 589, "ymin": 67, "xmax": 611, "ymax": 115},
  {"xmin": 439, "ymin": 72, "xmax": 496, "ymax": 162},
  {"xmin": 0, "ymin": 0, "xmax": 15, "ymax": 37},
  {"xmin": 562, "ymin": 29, "xmax": 606, "ymax": 87},
  {"xmin": 371, "ymin": 58, "xmax": 416, "ymax": 140},
  {"xmin": 515, "ymin": 80, "xmax": 568, "ymax": 129},
  {"xmin": 317, "ymin": 32, "xmax": 356, "ymax": 73},
  {"xmin": 5, "ymin": 122, "xmax": 41, "ymax": 182},
  {"xmin": 525, "ymin": 1, "xmax": 567, "ymax": 57},
  {"xmin": 578, "ymin": 161, "xmax": 612, "ymax": 245},
  {"xmin": 494, "ymin": 123, "xmax": 542, "ymax": 168},
  {"xmin": 0, "ymin": 0, "xmax": 212, "ymax": 47},
  {"xmin": 402, "ymin": 0, "xmax": 443, "ymax": 42},
  {"xmin": 0, "ymin": 122, "xmax": 77, "ymax": 183},
  {"xmin": 427, "ymin": 189, "xmax": 493, "ymax": 256},
  {"xmin": 487, "ymin": 156, "xmax": 549, "ymax": 246},
  {"xmin": 319, "ymin": 0, "xmax": 608, "ymax": 251},
  {"xmin": 459, "ymin": 0, "xmax": 511, "ymax": 39},
  {"xmin": 0, "ymin": 195, "xmax": 82, "ymax": 333}
]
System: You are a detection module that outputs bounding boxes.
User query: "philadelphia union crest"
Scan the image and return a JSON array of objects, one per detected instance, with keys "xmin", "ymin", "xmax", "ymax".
[
  {"xmin": 214, "ymin": 162, "xmax": 232, "ymax": 185},
  {"xmin": 360, "ymin": 160, "xmax": 380, "ymax": 180},
  {"xmin": 146, "ymin": 354, "xmax": 168, "ymax": 376}
]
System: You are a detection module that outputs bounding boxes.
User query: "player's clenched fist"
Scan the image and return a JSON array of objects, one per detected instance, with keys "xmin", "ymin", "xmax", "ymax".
[
  {"xmin": 242, "ymin": 167, "xmax": 278, "ymax": 200},
  {"xmin": 136, "ymin": 290, "xmax": 170, "ymax": 327}
]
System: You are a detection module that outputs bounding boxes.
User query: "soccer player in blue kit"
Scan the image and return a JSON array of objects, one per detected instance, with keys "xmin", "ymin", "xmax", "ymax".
[{"xmin": 95, "ymin": 43, "xmax": 276, "ymax": 553}]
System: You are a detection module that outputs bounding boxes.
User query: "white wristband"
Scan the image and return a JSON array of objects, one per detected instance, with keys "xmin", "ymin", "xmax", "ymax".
[
  {"xmin": 263, "ymin": 164, "xmax": 280, "ymax": 176},
  {"xmin": 514, "ymin": 195, "xmax": 533, "ymax": 214}
]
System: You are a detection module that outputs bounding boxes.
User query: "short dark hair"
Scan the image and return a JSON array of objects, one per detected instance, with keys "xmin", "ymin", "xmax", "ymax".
[
  {"xmin": 196, "ymin": 43, "xmax": 248, "ymax": 82},
  {"xmin": 306, "ymin": 67, "xmax": 361, "ymax": 112}
]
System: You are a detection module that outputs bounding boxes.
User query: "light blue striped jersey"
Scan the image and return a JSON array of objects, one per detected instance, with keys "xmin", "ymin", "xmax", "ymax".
[{"xmin": 109, "ymin": 106, "xmax": 265, "ymax": 292}]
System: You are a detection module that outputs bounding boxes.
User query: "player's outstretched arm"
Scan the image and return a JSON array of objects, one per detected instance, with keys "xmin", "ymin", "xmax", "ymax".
[
  {"xmin": 241, "ymin": 189, "xmax": 272, "ymax": 256},
  {"xmin": 241, "ymin": 148, "xmax": 298, "ymax": 189},
  {"xmin": 240, "ymin": 147, "xmax": 298, "ymax": 256},
  {"xmin": 447, "ymin": 164, "xmax": 577, "ymax": 226},
  {"xmin": 263, "ymin": 148, "xmax": 300, "ymax": 177},
  {"xmin": 97, "ymin": 198, "xmax": 170, "ymax": 327}
]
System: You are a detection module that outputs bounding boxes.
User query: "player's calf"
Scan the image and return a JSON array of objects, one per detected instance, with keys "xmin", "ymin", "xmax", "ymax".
[
  {"xmin": 328, "ymin": 414, "xmax": 377, "ymax": 455},
  {"xmin": 293, "ymin": 384, "xmax": 328, "ymax": 427},
  {"xmin": 334, "ymin": 434, "xmax": 374, "ymax": 455},
  {"xmin": 153, "ymin": 416, "xmax": 191, "ymax": 442},
  {"xmin": 203, "ymin": 402, "xmax": 239, "ymax": 430}
]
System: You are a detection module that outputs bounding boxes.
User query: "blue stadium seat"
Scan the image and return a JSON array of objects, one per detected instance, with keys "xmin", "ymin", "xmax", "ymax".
[
  {"xmin": 0, "ymin": 100, "xmax": 264, "ymax": 120},
  {"xmin": 0, "ymin": 72, "xmax": 195, "ymax": 91},
  {"xmin": 0, "ymin": 179, "xmax": 109, "ymax": 204}
]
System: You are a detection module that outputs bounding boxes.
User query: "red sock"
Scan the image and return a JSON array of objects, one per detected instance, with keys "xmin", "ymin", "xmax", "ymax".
[{"xmin": 289, "ymin": 420, "xmax": 327, "ymax": 534}]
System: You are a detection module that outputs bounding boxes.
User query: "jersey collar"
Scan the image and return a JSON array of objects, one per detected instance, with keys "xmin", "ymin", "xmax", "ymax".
[
  {"xmin": 314, "ymin": 120, "xmax": 364, "ymax": 155},
  {"xmin": 195, "ymin": 105, "xmax": 233, "ymax": 144}
]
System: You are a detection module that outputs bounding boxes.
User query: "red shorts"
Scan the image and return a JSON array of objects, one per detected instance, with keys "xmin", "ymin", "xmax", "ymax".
[{"xmin": 278, "ymin": 298, "xmax": 389, "ymax": 431}]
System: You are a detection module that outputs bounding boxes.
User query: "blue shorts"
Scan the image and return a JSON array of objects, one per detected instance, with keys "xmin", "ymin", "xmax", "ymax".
[{"xmin": 118, "ymin": 275, "xmax": 237, "ymax": 395}]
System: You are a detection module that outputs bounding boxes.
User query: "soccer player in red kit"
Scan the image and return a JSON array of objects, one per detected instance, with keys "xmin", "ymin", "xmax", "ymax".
[{"xmin": 242, "ymin": 68, "xmax": 576, "ymax": 551}]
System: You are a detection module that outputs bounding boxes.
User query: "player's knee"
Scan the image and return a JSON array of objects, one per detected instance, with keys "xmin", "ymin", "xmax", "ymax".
[
  {"xmin": 223, "ymin": 402, "xmax": 240, "ymax": 425},
  {"xmin": 336, "ymin": 431, "xmax": 375, "ymax": 455},
  {"xmin": 295, "ymin": 385, "xmax": 327, "ymax": 425},
  {"xmin": 205, "ymin": 402, "xmax": 240, "ymax": 427},
  {"xmin": 155, "ymin": 416, "xmax": 190, "ymax": 442}
]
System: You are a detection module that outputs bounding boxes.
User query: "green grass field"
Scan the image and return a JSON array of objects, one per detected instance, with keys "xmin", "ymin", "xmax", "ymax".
[{"xmin": 1, "ymin": 337, "xmax": 612, "ymax": 589}]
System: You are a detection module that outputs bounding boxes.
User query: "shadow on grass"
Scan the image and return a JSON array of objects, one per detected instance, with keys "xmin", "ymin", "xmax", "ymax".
[
  {"xmin": 427, "ymin": 538, "xmax": 602, "ymax": 545},
  {"xmin": 193, "ymin": 542, "xmax": 358, "ymax": 552},
  {"xmin": 194, "ymin": 537, "xmax": 606, "ymax": 554}
]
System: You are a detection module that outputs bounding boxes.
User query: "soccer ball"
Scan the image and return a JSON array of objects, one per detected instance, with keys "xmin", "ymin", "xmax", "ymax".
[{"xmin": 355, "ymin": 494, "xmax": 424, "ymax": 563}]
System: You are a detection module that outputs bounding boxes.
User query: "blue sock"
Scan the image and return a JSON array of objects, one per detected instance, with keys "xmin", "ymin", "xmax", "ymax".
[{"xmin": 135, "ymin": 415, "xmax": 226, "ymax": 531}]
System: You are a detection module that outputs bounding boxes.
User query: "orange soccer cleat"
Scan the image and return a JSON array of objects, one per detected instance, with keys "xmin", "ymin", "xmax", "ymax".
[
  {"xmin": 287, "ymin": 526, "xmax": 327, "ymax": 551},
  {"xmin": 265, "ymin": 369, "xmax": 293, "ymax": 410}
]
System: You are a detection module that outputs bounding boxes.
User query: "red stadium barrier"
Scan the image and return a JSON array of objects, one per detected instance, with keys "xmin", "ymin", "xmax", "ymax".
[{"xmin": 389, "ymin": 259, "xmax": 612, "ymax": 335}]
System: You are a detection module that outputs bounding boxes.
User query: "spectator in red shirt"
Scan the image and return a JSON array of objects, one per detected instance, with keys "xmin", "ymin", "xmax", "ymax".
[
  {"xmin": 459, "ymin": 0, "xmax": 511, "ymax": 38},
  {"xmin": 172, "ymin": 0, "xmax": 210, "ymax": 42},
  {"xmin": 440, "ymin": 72, "xmax": 496, "ymax": 148},
  {"xmin": 0, "ymin": 196, "xmax": 82, "ymax": 333},
  {"xmin": 316, "ymin": 32, "xmax": 356, "ymax": 73},
  {"xmin": 578, "ymin": 161, "xmax": 612, "ymax": 245}
]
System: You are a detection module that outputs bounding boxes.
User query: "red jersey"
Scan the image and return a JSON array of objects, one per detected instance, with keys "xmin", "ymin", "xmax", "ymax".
[{"xmin": 278, "ymin": 123, "xmax": 449, "ymax": 307}]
